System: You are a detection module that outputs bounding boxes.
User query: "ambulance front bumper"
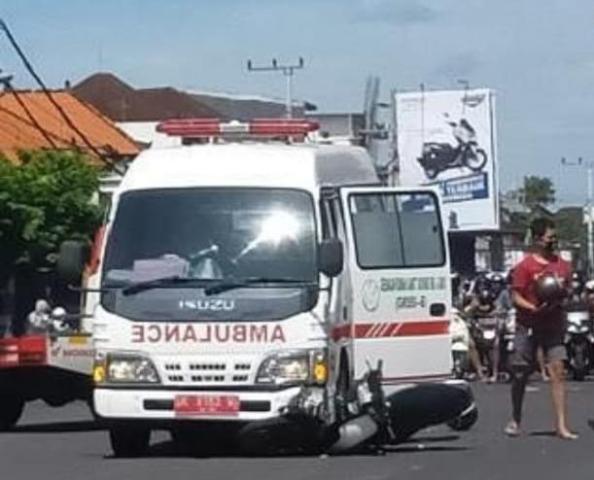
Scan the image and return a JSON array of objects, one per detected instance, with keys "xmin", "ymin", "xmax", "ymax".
[{"xmin": 94, "ymin": 386, "xmax": 304, "ymax": 422}]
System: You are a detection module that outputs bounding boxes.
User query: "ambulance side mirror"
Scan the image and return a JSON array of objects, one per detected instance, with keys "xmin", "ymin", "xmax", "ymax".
[
  {"xmin": 319, "ymin": 238, "xmax": 344, "ymax": 277},
  {"xmin": 56, "ymin": 240, "xmax": 90, "ymax": 285}
]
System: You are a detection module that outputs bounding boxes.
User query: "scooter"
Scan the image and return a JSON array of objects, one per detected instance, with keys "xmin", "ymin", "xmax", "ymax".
[
  {"xmin": 468, "ymin": 298, "xmax": 499, "ymax": 379},
  {"xmin": 565, "ymin": 302, "xmax": 594, "ymax": 381},
  {"xmin": 417, "ymin": 116, "xmax": 487, "ymax": 180},
  {"xmin": 450, "ymin": 308, "xmax": 470, "ymax": 379},
  {"xmin": 237, "ymin": 362, "xmax": 478, "ymax": 455}
]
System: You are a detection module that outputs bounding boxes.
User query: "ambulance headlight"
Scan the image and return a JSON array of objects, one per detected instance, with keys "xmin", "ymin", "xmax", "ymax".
[
  {"xmin": 256, "ymin": 349, "xmax": 327, "ymax": 386},
  {"xmin": 100, "ymin": 353, "xmax": 160, "ymax": 384}
]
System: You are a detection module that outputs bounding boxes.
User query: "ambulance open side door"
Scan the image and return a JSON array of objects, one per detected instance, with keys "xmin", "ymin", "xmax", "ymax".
[{"xmin": 340, "ymin": 186, "xmax": 452, "ymax": 387}]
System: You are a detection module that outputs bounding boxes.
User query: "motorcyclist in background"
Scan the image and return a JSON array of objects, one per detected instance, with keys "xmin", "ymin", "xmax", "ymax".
[
  {"xmin": 453, "ymin": 273, "xmax": 487, "ymax": 381},
  {"xmin": 463, "ymin": 278, "xmax": 493, "ymax": 382},
  {"xmin": 489, "ymin": 273, "xmax": 513, "ymax": 382},
  {"xmin": 464, "ymin": 272, "xmax": 512, "ymax": 382},
  {"xmin": 465, "ymin": 286, "xmax": 496, "ymax": 381}
]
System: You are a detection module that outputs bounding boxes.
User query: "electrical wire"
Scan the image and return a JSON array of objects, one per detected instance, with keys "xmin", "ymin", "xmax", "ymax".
[
  {"xmin": 0, "ymin": 19, "xmax": 125, "ymax": 175},
  {"xmin": 0, "ymin": 100, "xmax": 82, "ymax": 147},
  {"xmin": 5, "ymin": 84, "xmax": 58, "ymax": 148}
]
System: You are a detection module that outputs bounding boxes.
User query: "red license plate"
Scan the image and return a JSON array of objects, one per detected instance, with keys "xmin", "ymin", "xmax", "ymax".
[{"xmin": 174, "ymin": 395, "xmax": 240, "ymax": 416}]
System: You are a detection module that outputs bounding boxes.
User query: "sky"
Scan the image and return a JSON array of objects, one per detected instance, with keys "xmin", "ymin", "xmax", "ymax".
[{"xmin": 1, "ymin": 0, "xmax": 594, "ymax": 206}]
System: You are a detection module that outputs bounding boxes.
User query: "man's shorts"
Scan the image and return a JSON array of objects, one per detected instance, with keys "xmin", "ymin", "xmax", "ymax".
[{"xmin": 510, "ymin": 324, "xmax": 567, "ymax": 368}]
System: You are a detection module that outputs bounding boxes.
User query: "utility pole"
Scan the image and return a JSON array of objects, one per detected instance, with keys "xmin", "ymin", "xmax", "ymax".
[
  {"xmin": 561, "ymin": 157, "xmax": 593, "ymax": 275},
  {"xmin": 457, "ymin": 79, "xmax": 470, "ymax": 116},
  {"xmin": 247, "ymin": 57, "xmax": 304, "ymax": 118}
]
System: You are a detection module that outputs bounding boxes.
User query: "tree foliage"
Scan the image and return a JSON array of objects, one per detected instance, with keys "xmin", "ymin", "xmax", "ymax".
[
  {"xmin": 520, "ymin": 175, "xmax": 556, "ymax": 209},
  {"xmin": 0, "ymin": 150, "xmax": 103, "ymax": 283}
]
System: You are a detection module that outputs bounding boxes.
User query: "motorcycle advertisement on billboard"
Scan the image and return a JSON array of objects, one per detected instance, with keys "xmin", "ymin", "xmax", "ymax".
[{"xmin": 395, "ymin": 89, "xmax": 499, "ymax": 231}]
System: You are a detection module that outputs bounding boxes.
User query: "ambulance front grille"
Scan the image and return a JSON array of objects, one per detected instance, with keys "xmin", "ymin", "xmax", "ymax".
[{"xmin": 161, "ymin": 360, "xmax": 253, "ymax": 385}]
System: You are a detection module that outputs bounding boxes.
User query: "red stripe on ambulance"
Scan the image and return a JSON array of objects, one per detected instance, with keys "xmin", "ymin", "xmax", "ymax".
[{"xmin": 332, "ymin": 320, "xmax": 449, "ymax": 342}]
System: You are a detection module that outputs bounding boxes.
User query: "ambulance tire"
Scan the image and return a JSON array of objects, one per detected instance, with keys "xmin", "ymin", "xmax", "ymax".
[
  {"xmin": 0, "ymin": 395, "xmax": 24, "ymax": 431},
  {"xmin": 109, "ymin": 425, "xmax": 151, "ymax": 457}
]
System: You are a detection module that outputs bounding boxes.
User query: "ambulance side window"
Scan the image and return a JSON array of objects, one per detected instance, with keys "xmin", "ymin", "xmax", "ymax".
[{"xmin": 348, "ymin": 192, "xmax": 444, "ymax": 268}]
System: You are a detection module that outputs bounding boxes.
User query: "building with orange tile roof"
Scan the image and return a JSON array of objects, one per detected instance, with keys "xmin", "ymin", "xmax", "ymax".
[{"xmin": 0, "ymin": 89, "xmax": 139, "ymax": 165}]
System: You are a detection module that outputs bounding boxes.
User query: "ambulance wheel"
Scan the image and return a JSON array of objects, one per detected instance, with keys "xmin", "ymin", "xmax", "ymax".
[
  {"xmin": 0, "ymin": 396, "xmax": 25, "ymax": 431},
  {"xmin": 109, "ymin": 425, "xmax": 151, "ymax": 457}
]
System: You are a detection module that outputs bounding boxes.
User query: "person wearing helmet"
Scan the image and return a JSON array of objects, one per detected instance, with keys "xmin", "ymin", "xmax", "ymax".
[
  {"xmin": 463, "ymin": 285, "xmax": 495, "ymax": 382},
  {"xmin": 504, "ymin": 217, "xmax": 577, "ymax": 440}
]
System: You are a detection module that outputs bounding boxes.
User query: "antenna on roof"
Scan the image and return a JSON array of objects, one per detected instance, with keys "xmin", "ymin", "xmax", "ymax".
[{"xmin": 246, "ymin": 57, "xmax": 305, "ymax": 119}]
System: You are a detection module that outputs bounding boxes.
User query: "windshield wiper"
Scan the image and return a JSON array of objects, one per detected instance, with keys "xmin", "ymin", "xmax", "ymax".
[
  {"xmin": 120, "ymin": 276, "xmax": 205, "ymax": 296},
  {"xmin": 204, "ymin": 277, "xmax": 313, "ymax": 296}
]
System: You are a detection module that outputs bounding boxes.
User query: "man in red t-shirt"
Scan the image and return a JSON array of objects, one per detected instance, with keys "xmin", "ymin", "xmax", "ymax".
[{"xmin": 504, "ymin": 217, "xmax": 577, "ymax": 440}]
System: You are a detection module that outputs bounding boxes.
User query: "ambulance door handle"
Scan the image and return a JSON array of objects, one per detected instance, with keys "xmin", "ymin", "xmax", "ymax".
[{"xmin": 430, "ymin": 303, "xmax": 446, "ymax": 317}]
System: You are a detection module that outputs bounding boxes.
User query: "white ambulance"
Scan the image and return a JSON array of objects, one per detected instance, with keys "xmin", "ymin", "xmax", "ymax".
[{"xmin": 58, "ymin": 119, "xmax": 472, "ymax": 456}]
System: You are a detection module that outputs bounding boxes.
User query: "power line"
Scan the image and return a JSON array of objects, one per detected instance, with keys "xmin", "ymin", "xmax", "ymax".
[
  {"xmin": 0, "ymin": 71, "xmax": 58, "ymax": 148},
  {"xmin": 0, "ymin": 19, "xmax": 125, "ymax": 175},
  {"xmin": 0, "ymin": 99, "xmax": 85, "ymax": 147}
]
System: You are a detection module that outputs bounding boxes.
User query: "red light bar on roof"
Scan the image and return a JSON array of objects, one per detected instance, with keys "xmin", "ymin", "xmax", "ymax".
[{"xmin": 156, "ymin": 118, "xmax": 319, "ymax": 138}]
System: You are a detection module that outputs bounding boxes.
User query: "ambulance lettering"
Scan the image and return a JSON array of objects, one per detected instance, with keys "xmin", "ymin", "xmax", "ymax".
[
  {"xmin": 179, "ymin": 299, "xmax": 235, "ymax": 311},
  {"xmin": 130, "ymin": 323, "xmax": 286, "ymax": 344}
]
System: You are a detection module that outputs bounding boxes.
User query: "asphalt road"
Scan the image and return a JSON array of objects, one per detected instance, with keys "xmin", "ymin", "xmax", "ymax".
[{"xmin": 1, "ymin": 380, "xmax": 594, "ymax": 480}]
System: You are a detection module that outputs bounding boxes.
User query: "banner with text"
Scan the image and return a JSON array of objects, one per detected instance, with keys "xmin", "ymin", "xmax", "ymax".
[{"xmin": 396, "ymin": 89, "xmax": 499, "ymax": 231}]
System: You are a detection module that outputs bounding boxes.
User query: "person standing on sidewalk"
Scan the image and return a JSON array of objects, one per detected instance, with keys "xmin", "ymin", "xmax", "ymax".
[{"xmin": 504, "ymin": 217, "xmax": 578, "ymax": 440}]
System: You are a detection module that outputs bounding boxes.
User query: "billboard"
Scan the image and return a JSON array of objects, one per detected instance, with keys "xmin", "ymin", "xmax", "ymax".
[{"xmin": 395, "ymin": 89, "xmax": 499, "ymax": 231}]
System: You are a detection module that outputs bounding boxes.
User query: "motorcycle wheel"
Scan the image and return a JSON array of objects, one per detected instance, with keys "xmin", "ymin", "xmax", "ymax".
[
  {"xmin": 424, "ymin": 167, "xmax": 439, "ymax": 180},
  {"xmin": 572, "ymin": 343, "xmax": 587, "ymax": 381},
  {"xmin": 452, "ymin": 352, "xmax": 468, "ymax": 379},
  {"xmin": 465, "ymin": 148, "xmax": 487, "ymax": 171}
]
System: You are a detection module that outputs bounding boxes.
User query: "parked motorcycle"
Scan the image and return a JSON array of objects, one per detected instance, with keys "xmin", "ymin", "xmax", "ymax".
[
  {"xmin": 417, "ymin": 116, "xmax": 487, "ymax": 180},
  {"xmin": 468, "ymin": 288, "xmax": 500, "ymax": 378},
  {"xmin": 450, "ymin": 308, "xmax": 470, "ymax": 379},
  {"xmin": 565, "ymin": 302, "xmax": 593, "ymax": 381}
]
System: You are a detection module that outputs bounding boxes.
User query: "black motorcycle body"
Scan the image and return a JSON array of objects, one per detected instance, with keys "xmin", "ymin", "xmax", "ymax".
[
  {"xmin": 236, "ymin": 366, "xmax": 477, "ymax": 455},
  {"xmin": 418, "ymin": 137, "xmax": 487, "ymax": 180}
]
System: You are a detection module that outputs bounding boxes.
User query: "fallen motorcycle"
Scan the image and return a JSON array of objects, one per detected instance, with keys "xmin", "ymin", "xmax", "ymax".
[{"xmin": 236, "ymin": 362, "xmax": 478, "ymax": 455}]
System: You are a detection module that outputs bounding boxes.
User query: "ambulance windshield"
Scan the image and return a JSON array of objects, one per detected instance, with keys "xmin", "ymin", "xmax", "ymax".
[{"xmin": 100, "ymin": 188, "xmax": 318, "ymax": 321}]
